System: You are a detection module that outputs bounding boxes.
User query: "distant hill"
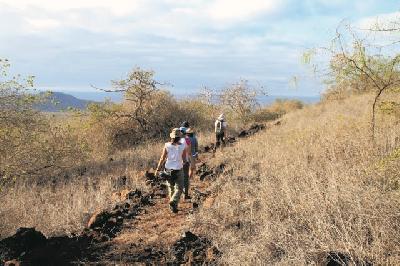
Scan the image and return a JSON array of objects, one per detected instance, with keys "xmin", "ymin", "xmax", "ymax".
[{"xmin": 35, "ymin": 92, "xmax": 95, "ymax": 112}]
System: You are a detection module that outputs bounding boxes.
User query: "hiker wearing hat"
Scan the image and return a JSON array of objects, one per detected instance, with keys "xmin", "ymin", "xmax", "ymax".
[
  {"xmin": 155, "ymin": 128, "xmax": 186, "ymax": 213},
  {"xmin": 186, "ymin": 127, "xmax": 199, "ymax": 187},
  {"xmin": 215, "ymin": 113, "xmax": 227, "ymax": 149},
  {"xmin": 179, "ymin": 125, "xmax": 192, "ymax": 200}
]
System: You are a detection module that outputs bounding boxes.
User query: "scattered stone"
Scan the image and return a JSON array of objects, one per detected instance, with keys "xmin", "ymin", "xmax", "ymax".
[
  {"xmin": 169, "ymin": 231, "xmax": 221, "ymax": 264},
  {"xmin": 214, "ymin": 163, "xmax": 225, "ymax": 175},
  {"xmin": 197, "ymin": 163, "xmax": 214, "ymax": 181},
  {"xmin": 0, "ymin": 228, "xmax": 97, "ymax": 265},
  {"xmin": 326, "ymin": 251, "xmax": 352, "ymax": 266},
  {"xmin": 238, "ymin": 123, "xmax": 265, "ymax": 138},
  {"xmin": 87, "ymin": 211, "xmax": 112, "ymax": 229},
  {"xmin": 0, "ymin": 121, "xmax": 268, "ymax": 265},
  {"xmin": 0, "ymin": 228, "xmax": 46, "ymax": 263},
  {"xmin": 126, "ymin": 189, "xmax": 142, "ymax": 199},
  {"xmin": 226, "ymin": 136, "xmax": 236, "ymax": 143},
  {"xmin": 238, "ymin": 130, "xmax": 248, "ymax": 138},
  {"xmin": 203, "ymin": 143, "xmax": 215, "ymax": 153}
]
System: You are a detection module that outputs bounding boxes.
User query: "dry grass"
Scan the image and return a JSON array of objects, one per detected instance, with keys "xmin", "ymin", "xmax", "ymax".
[
  {"xmin": 0, "ymin": 131, "xmax": 221, "ymax": 239},
  {"xmin": 0, "ymin": 142, "xmax": 164, "ymax": 238},
  {"xmin": 4, "ymin": 91, "xmax": 399, "ymax": 265},
  {"xmin": 194, "ymin": 93, "xmax": 400, "ymax": 265}
]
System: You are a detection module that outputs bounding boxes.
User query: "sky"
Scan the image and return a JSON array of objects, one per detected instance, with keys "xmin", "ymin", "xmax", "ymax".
[{"xmin": 0, "ymin": 0, "xmax": 399, "ymax": 99}]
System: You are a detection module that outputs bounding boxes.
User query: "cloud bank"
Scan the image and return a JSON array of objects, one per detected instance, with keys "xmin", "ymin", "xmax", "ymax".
[{"xmin": 0, "ymin": 0, "xmax": 398, "ymax": 96}]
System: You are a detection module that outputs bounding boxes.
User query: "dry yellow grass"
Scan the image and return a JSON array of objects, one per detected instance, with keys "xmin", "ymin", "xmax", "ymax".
[
  {"xmin": 3, "ymin": 92, "xmax": 399, "ymax": 265},
  {"xmin": 0, "ymin": 142, "xmax": 163, "ymax": 238},
  {"xmin": 193, "ymin": 93, "xmax": 400, "ymax": 265},
  {"xmin": 0, "ymin": 132, "xmax": 217, "ymax": 238}
]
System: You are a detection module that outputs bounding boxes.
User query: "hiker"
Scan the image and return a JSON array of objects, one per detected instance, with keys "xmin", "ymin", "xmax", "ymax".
[
  {"xmin": 215, "ymin": 113, "xmax": 227, "ymax": 149},
  {"xmin": 186, "ymin": 127, "xmax": 198, "ymax": 183},
  {"xmin": 181, "ymin": 121, "xmax": 190, "ymax": 130},
  {"xmin": 179, "ymin": 126, "xmax": 192, "ymax": 200},
  {"xmin": 155, "ymin": 128, "xmax": 186, "ymax": 213}
]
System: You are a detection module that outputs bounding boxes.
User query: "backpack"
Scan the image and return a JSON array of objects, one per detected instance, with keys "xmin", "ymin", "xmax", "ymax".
[{"xmin": 216, "ymin": 120, "xmax": 224, "ymax": 133}]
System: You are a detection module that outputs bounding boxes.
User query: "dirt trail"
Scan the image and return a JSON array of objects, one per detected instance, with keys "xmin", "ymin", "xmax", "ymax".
[
  {"xmin": 99, "ymin": 162, "xmax": 215, "ymax": 264},
  {"xmin": 0, "ymin": 123, "xmax": 269, "ymax": 265}
]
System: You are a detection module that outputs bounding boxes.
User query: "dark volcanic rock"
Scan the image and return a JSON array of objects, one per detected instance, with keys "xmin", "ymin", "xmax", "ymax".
[
  {"xmin": 326, "ymin": 251, "xmax": 352, "ymax": 266},
  {"xmin": 197, "ymin": 163, "xmax": 214, "ymax": 181},
  {"xmin": 0, "ymin": 189, "xmax": 156, "ymax": 265},
  {"xmin": 226, "ymin": 136, "xmax": 236, "ymax": 143},
  {"xmin": 238, "ymin": 123, "xmax": 265, "ymax": 138},
  {"xmin": 203, "ymin": 143, "xmax": 215, "ymax": 153},
  {"xmin": 170, "ymin": 231, "xmax": 220, "ymax": 264},
  {"xmin": 88, "ymin": 211, "xmax": 112, "ymax": 229},
  {"xmin": 0, "ymin": 228, "xmax": 46, "ymax": 263},
  {"xmin": 0, "ymin": 228, "xmax": 96, "ymax": 265},
  {"xmin": 144, "ymin": 171, "xmax": 168, "ymax": 198},
  {"xmin": 325, "ymin": 251, "xmax": 373, "ymax": 266}
]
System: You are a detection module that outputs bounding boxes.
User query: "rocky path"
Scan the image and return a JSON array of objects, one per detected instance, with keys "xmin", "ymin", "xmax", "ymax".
[
  {"xmin": 98, "ymin": 171, "xmax": 215, "ymax": 264},
  {"xmin": 0, "ymin": 124, "xmax": 268, "ymax": 265}
]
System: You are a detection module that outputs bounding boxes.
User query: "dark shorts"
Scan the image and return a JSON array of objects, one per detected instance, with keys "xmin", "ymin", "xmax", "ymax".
[
  {"xmin": 165, "ymin": 169, "xmax": 183, "ymax": 182},
  {"xmin": 215, "ymin": 132, "xmax": 225, "ymax": 147}
]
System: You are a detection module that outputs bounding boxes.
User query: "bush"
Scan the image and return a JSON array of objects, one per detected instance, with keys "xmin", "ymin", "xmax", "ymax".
[
  {"xmin": 84, "ymin": 69, "xmax": 216, "ymax": 154},
  {"xmin": 195, "ymin": 94, "xmax": 400, "ymax": 264},
  {"xmin": 0, "ymin": 60, "xmax": 89, "ymax": 179},
  {"xmin": 251, "ymin": 99, "xmax": 304, "ymax": 122}
]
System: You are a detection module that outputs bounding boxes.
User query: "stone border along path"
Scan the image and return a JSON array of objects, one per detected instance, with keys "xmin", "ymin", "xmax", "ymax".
[{"xmin": 1, "ymin": 122, "xmax": 272, "ymax": 265}]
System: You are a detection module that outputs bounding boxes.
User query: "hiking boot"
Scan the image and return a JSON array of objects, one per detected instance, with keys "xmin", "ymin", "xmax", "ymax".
[{"xmin": 169, "ymin": 201, "xmax": 178, "ymax": 213}]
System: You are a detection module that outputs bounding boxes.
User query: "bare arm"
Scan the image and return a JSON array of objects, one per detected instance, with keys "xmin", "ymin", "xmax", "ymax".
[
  {"xmin": 182, "ymin": 148, "xmax": 186, "ymax": 162},
  {"xmin": 185, "ymin": 143, "xmax": 191, "ymax": 162},
  {"xmin": 155, "ymin": 147, "xmax": 167, "ymax": 176}
]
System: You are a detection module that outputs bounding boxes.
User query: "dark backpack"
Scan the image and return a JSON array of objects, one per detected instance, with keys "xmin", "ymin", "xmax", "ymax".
[{"xmin": 216, "ymin": 120, "xmax": 224, "ymax": 133}]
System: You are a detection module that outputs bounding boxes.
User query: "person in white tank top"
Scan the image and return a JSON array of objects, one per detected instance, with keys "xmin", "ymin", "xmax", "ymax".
[{"xmin": 155, "ymin": 128, "xmax": 186, "ymax": 213}]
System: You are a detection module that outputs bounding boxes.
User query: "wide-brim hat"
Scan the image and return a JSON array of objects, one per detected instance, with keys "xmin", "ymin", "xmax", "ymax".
[
  {"xmin": 181, "ymin": 121, "xmax": 190, "ymax": 128},
  {"xmin": 170, "ymin": 128, "xmax": 182, "ymax": 138},
  {"xmin": 218, "ymin": 113, "xmax": 225, "ymax": 120},
  {"xmin": 179, "ymin": 127, "xmax": 187, "ymax": 134}
]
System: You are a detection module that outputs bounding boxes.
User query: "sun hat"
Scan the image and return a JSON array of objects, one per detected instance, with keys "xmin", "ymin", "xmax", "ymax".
[
  {"xmin": 218, "ymin": 113, "xmax": 225, "ymax": 120},
  {"xmin": 170, "ymin": 128, "xmax": 182, "ymax": 138},
  {"xmin": 181, "ymin": 121, "xmax": 190, "ymax": 128}
]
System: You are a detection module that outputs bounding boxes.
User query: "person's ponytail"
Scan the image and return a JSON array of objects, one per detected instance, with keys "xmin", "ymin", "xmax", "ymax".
[{"xmin": 172, "ymin": 137, "xmax": 181, "ymax": 144}]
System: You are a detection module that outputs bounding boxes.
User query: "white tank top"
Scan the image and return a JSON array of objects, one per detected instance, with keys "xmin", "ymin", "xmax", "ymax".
[{"xmin": 165, "ymin": 142, "xmax": 185, "ymax": 170}]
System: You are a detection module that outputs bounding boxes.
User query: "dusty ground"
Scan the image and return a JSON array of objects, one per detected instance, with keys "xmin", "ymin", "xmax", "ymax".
[{"xmin": 99, "ymin": 164, "xmax": 215, "ymax": 264}]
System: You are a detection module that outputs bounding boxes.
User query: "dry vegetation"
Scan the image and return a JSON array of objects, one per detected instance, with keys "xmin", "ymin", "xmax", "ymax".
[
  {"xmin": 194, "ymin": 93, "xmax": 400, "ymax": 265},
  {"xmin": 1, "ymin": 63, "xmax": 294, "ymax": 239},
  {"xmin": 2, "ymin": 19, "xmax": 400, "ymax": 265},
  {"xmin": 0, "ymin": 143, "xmax": 161, "ymax": 238}
]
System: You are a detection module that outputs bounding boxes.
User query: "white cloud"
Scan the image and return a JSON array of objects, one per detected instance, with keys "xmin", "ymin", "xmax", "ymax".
[
  {"xmin": 0, "ymin": 0, "xmax": 142, "ymax": 16},
  {"xmin": 206, "ymin": 0, "xmax": 285, "ymax": 22},
  {"xmin": 357, "ymin": 11, "xmax": 400, "ymax": 30},
  {"xmin": 2, "ymin": 0, "xmax": 391, "ymax": 96},
  {"xmin": 0, "ymin": 0, "xmax": 289, "ymax": 39},
  {"xmin": 25, "ymin": 18, "xmax": 61, "ymax": 31}
]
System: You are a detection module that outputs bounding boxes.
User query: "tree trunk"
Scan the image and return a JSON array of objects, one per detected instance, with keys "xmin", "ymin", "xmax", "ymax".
[{"xmin": 371, "ymin": 87, "xmax": 386, "ymax": 141}]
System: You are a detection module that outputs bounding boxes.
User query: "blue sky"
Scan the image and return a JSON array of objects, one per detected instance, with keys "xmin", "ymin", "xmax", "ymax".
[{"xmin": 0, "ymin": 0, "xmax": 399, "ymax": 98}]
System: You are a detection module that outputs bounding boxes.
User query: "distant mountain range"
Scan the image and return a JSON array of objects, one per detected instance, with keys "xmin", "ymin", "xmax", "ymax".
[
  {"xmin": 35, "ymin": 92, "xmax": 95, "ymax": 112},
  {"xmin": 35, "ymin": 91, "xmax": 321, "ymax": 112}
]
